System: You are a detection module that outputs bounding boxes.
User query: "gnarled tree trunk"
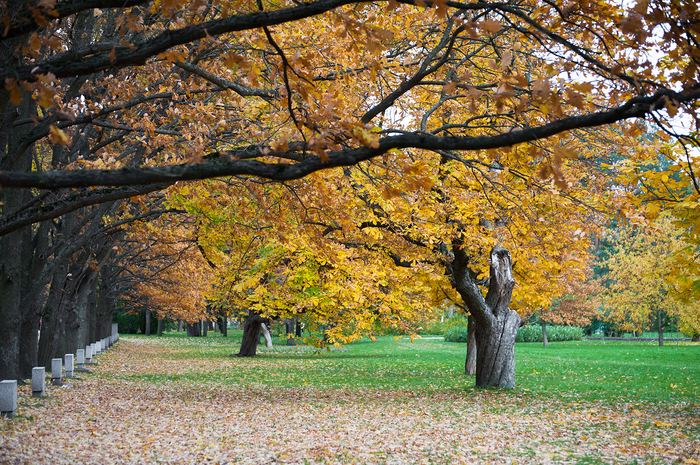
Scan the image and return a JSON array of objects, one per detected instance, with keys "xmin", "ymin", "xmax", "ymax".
[
  {"xmin": 453, "ymin": 243, "xmax": 520, "ymax": 389},
  {"xmin": 236, "ymin": 311, "xmax": 268, "ymax": 357}
]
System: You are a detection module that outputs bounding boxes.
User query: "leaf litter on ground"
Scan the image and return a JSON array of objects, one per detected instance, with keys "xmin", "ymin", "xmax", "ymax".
[{"xmin": 1, "ymin": 336, "xmax": 699, "ymax": 464}]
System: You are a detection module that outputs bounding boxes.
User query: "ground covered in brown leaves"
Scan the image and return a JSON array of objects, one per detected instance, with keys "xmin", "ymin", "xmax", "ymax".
[{"xmin": 2, "ymin": 336, "xmax": 698, "ymax": 464}]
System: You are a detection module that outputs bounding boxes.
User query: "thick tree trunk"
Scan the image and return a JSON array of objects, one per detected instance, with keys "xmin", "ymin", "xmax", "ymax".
[
  {"xmin": 452, "ymin": 244, "xmax": 520, "ymax": 389},
  {"xmin": 236, "ymin": 312, "xmax": 268, "ymax": 357},
  {"xmin": 465, "ymin": 314, "xmax": 476, "ymax": 375},
  {"xmin": 202, "ymin": 319, "xmax": 208, "ymax": 337},
  {"xmin": 157, "ymin": 318, "xmax": 163, "ymax": 337},
  {"xmin": 186, "ymin": 322, "xmax": 201, "ymax": 337},
  {"xmin": 542, "ymin": 320, "xmax": 549, "ymax": 347}
]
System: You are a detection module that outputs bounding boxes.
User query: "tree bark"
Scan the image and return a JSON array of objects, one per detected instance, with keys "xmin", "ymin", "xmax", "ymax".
[
  {"xmin": 285, "ymin": 318, "xmax": 296, "ymax": 346},
  {"xmin": 157, "ymin": 318, "xmax": 163, "ymax": 336},
  {"xmin": 657, "ymin": 309, "xmax": 664, "ymax": 347},
  {"xmin": 465, "ymin": 314, "xmax": 476, "ymax": 375},
  {"xmin": 186, "ymin": 322, "xmax": 201, "ymax": 337},
  {"xmin": 452, "ymin": 244, "xmax": 520, "ymax": 389},
  {"xmin": 145, "ymin": 309, "xmax": 151, "ymax": 336},
  {"xmin": 542, "ymin": 320, "xmax": 549, "ymax": 347},
  {"xmin": 236, "ymin": 311, "xmax": 268, "ymax": 357},
  {"xmin": 261, "ymin": 323, "xmax": 273, "ymax": 348}
]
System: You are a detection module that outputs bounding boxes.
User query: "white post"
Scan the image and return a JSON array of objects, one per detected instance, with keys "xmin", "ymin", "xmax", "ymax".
[
  {"xmin": 65, "ymin": 354, "xmax": 74, "ymax": 379},
  {"xmin": 76, "ymin": 349, "xmax": 84, "ymax": 368},
  {"xmin": 0, "ymin": 380, "xmax": 17, "ymax": 418},
  {"xmin": 32, "ymin": 367, "xmax": 45, "ymax": 397},
  {"xmin": 51, "ymin": 358, "xmax": 62, "ymax": 386}
]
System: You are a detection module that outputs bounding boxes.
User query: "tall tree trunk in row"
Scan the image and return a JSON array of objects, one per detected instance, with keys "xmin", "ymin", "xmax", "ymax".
[
  {"xmin": 237, "ymin": 311, "xmax": 268, "ymax": 357},
  {"xmin": 657, "ymin": 309, "xmax": 664, "ymax": 347},
  {"xmin": 453, "ymin": 244, "xmax": 520, "ymax": 388},
  {"xmin": 145, "ymin": 309, "xmax": 151, "ymax": 336}
]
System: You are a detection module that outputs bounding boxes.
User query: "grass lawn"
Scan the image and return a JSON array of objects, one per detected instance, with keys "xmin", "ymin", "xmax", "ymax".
[{"xmin": 1, "ymin": 333, "xmax": 698, "ymax": 464}]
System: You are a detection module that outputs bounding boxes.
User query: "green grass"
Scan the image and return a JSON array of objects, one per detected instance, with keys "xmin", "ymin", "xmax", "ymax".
[{"xmin": 122, "ymin": 332, "xmax": 700, "ymax": 408}]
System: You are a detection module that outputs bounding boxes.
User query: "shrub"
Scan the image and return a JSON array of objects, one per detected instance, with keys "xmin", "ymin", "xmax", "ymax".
[
  {"xmin": 516, "ymin": 325, "xmax": 583, "ymax": 342},
  {"xmin": 443, "ymin": 324, "xmax": 470, "ymax": 342},
  {"xmin": 422, "ymin": 314, "xmax": 469, "ymax": 336}
]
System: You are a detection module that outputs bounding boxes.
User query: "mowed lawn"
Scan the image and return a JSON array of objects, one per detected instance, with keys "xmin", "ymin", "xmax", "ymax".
[{"xmin": 1, "ymin": 333, "xmax": 698, "ymax": 464}]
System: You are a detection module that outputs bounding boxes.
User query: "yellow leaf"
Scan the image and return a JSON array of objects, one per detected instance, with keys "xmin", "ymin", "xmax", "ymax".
[
  {"xmin": 48, "ymin": 124, "xmax": 68, "ymax": 146},
  {"xmin": 653, "ymin": 421, "xmax": 673, "ymax": 427},
  {"xmin": 479, "ymin": 19, "xmax": 502, "ymax": 33}
]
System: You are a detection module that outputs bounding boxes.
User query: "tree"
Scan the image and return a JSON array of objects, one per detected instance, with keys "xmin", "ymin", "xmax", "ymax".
[
  {"xmin": 2, "ymin": 0, "xmax": 699, "ymax": 385},
  {"xmin": 600, "ymin": 215, "xmax": 699, "ymax": 345}
]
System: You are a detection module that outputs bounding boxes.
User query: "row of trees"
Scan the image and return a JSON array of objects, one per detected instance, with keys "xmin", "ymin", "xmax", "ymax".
[{"xmin": 1, "ymin": 0, "xmax": 699, "ymax": 388}]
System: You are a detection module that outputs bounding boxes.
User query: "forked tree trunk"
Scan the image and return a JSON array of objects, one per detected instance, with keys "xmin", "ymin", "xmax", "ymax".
[
  {"xmin": 453, "ymin": 244, "xmax": 520, "ymax": 389},
  {"xmin": 236, "ymin": 312, "xmax": 268, "ymax": 357},
  {"xmin": 542, "ymin": 320, "xmax": 549, "ymax": 347},
  {"xmin": 465, "ymin": 314, "xmax": 476, "ymax": 375}
]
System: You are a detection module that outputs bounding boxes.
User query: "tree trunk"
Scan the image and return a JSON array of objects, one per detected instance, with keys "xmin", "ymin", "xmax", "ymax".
[
  {"xmin": 236, "ymin": 311, "xmax": 267, "ymax": 357},
  {"xmin": 657, "ymin": 309, "xmax": 664, "ymax": 347},
  {"xmin": 145, "ymin": 309, "xmax": 151, "ymax": 336},
  {"xmin": 542, "ymin": 320, "xmax": 549, "ymax": 347},
  {"xmin": 452, "ymin": 244, "xmax": 520, "ymax": 389},
  {"xmin": 157, "ymin": 318, "xmax": 163, "ymax": 337},
  {"xmin": 202, "ymin": 319, "xmax": 208, "ymax": 337},
  {"xmin": 465, "ymin": 314, "xmax": 476, "ymax": 375},
  {"xmin": 285, "ymin": 318, "xmax": 296, "ymax": 346},
  {"xmin": 261, "ymin": 323, "xmax": 273, "ymax": 348},
  {"xmin": 178, "ymin": 320, "xmax": 183, "ymax": 332},
  {"xmin": 186, "ymin": 322, "xmax": 201, "ymax": 337}
]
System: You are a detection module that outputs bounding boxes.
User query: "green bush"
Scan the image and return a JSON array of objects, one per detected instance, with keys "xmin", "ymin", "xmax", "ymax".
[
  {"xmin": 516, "ymin": 325, "xmax": 583, "ymax": 342},
  {"xmin": 444, "ymin": 325, "xmax": 470, "ymax": 342},
  {"xmin": 422, "ymin": 314, "xmax": 469, "ymax": 336}
]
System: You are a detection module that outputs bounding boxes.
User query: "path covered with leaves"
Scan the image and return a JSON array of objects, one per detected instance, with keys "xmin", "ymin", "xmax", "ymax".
[{"xmin": 2, "ymin": 337, "xmax": 699, "ymax": 464}]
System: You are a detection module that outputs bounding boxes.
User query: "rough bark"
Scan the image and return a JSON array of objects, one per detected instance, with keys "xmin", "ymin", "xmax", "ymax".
[
  {"xmin": 157, "ymin": 318, "xmax": 163, "ymax": 337},
  {"xmin": 465, "ymin": 314, "xmax": 476, "ymax": 375},
  {"xmin": 236, "ymin": 311, "xmax": 268, "ymax": 357},
  {"xmin": 542, "ymin": 320, "xmax": 549, "ymax": 348},
  {"xmin": 452, "ymin": 243, "xmax": 520, "ymax": 388}
]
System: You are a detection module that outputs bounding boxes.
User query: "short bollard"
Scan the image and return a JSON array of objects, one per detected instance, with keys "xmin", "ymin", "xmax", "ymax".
[
  {"xmin": 51, "ymin": 358, "xmax": 63, "ymax": 386},
  {"xmin": 32, "ymin": 367, "xmax": 46, "ymax": 397},
  {"xmin": 0, "ymin": 380, "xmax": 17, "ymax": 418},
  {"xmin": 76, "ymin": 349, "xmax": 90, "ymax": 372},
  {"xmin": 65, "ymin": 354, "xmax": 74, "ymax": 379}
]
